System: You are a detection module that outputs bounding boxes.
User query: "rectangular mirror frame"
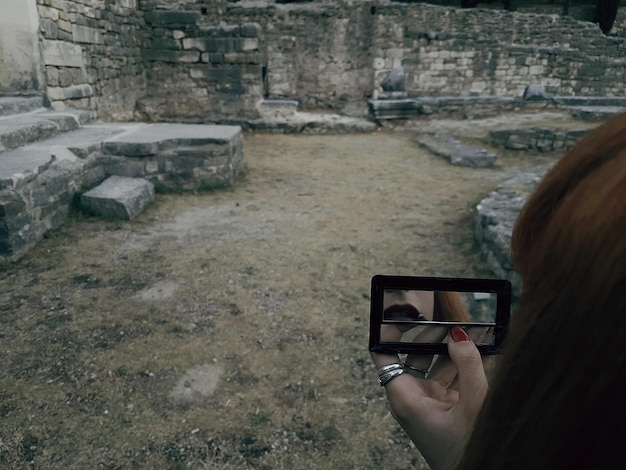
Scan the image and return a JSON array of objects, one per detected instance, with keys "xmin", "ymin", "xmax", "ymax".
[{"xmin": 369, "ymin": 275, "xmax": 512, "ymax": 355}]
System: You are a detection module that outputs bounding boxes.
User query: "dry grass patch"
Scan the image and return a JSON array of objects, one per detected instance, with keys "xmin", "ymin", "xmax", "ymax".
[{"xmin": 0, "ymin": 129, "xmax": 557, "ymax": 469}]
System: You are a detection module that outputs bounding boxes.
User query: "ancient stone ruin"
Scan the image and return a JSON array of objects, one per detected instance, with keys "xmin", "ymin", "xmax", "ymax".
[{"xmin": 1, "ymin": 0, "xmax": 626, "ymax": 278}]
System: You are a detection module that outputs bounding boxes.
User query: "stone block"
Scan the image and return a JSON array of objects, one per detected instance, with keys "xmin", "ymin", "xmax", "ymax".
[
  {"xmin": 241, "ymin": 23, "xmax": 262, "ymax": 38},
  {"xmin": 242, "ymin": 38, "xmax": 259, "ymax": 52},
  {"xmin": 182, "ymin": 38, "xmax": 208, "ymax": 51},
  {"xmin": 72, "ymin": 24, "xmax": 104, "ymax": 44},
  {"xmin": 417, "ymin": 132, "xmax": 497, "ymax": 168},
  {"xmin": 41, "ymin": 19, "xmax": 59, "ymax": 39},
  {"xmin": 144, "ymin": 11, "xmax": 200, "ymax": 25},
  {"xmin": 58, "ymin": 19, "xmax": 72, "ymax": 33},
  {"xmin": 0, "ymin": 96, "xmax": 46, "ymax": 117},
  {"xmin": 47, "ymin": 84, "xmax": 94, "ymax": 101},
  {"xmin": 523, "ymin": 84, "xmax": 550, "ymax": 101},
  {"xmin": 474, "ymin": 166, "xmax": 552, "ymax": 296},
  {"xmin": 43, "ymin": 40, "xmax": 85, "ymax": 67},
  {"xmin": 381, "ymin": 67, "xmax": 405, "ymax": 92},
  {"xmin": 81, "ymin": 176, "xmax": 155, "ymax": 220},
  {"xmin": 189, "ymin": 67, "xmax": 243, "ymax": 82},
  {"xmin": 142, "ymin": 49, "xmax": 200, "ymax": 63}
]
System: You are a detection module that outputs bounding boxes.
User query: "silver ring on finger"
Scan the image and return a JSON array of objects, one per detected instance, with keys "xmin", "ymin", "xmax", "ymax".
[
  {"xmin": 378, "ymin": 368, "xmax": 405, "ymax": 387},
  {"xmin": 403, "ymin": 363, "xmax": 429, "ymax": 378},
  {"xmin": 377, "ymin": 363, "xmax": 403, "ymax": 376}
]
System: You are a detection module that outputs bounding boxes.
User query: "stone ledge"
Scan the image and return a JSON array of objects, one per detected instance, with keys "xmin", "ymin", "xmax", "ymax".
[
  {"xmin": 0, "ymin": 96, "xmax": 47, "ymax": 117},
  {"xmin": 416, "ymin": 132, "xmax": 497, "ymax": 167},
  {"xmin": 0, "ymin": 110, "xmax": 89, "ymax": 153},
  {"xmin": 369, "ymin": 96, "xmax": 626, "ymax": 121},
  {"xmin": 567, "ymin": 106, "xmax": 626, "ymax": 122},
  {"xmin": 369, "ymin": 96, "xmax": 525, "ymax": 120}
]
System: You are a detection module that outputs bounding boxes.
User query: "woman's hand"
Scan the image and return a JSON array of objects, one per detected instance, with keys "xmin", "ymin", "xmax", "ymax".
[{"xmin": 370, "ymin": 326, "xmax": 488, "ymax": 470}]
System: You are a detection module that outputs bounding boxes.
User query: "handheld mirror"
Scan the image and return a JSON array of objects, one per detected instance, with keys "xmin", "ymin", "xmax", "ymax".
[{"xmin": 369, "ymin": 275, "xmax": 511, "ymax": 355}]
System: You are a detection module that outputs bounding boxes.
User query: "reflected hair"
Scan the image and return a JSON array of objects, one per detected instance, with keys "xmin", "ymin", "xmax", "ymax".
[
  {"xmin": 457, "ymin": 111, "xmax": 626, "ymax": 469},
  {"xmin": 433, "ymin": 291, "xmax": 470, "ymax": 322}
]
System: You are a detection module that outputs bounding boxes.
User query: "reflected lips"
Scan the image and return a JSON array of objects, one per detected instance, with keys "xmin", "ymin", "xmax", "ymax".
[{"xmin": 384, "ymin": 304, "xmax": 428, "ymax": 322}]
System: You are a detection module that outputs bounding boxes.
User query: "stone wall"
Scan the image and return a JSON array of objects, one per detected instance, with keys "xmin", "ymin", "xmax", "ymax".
[
  {"xmin": 135, "ymin": 2, "xmax": 376, "ymax": 121},
  {"xmin": 237, "ymin": 3, "xmax": 376, "ymax": 109},
  {"xmin": 129, "ymin": 1, "xmax": 626, "ymax": 122},
  {"xmin": 135, "ymin": 9, "xmax": 265, "ymax": 121},
  {"xmin": 23, "ymin": 0, "xmax": 626, "ymax": 122},
  {"xmin": 36, "ymin": 0, "xmax": 147, "ymax": 120},
  {"xmin": 373, "ymin": 3, "xmax": 626, "ymax": 98}
]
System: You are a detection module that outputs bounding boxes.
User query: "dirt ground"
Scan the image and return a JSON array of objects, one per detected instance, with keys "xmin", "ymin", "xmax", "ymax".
[{"xmin": 0, "ymin": 119, "xmax": 560, "ymax": 469}]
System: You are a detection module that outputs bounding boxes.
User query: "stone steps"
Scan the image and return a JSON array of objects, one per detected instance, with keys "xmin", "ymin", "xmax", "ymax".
[
  {"xmin": 0, "ymin": 123, "xmax": 131, "ymax": 191},
  {"xmin": 0, "ymin": 103, "xmax": 244, "ymax": 264},
  {"xmin": 0, "ymin": 108, "xmax": 91, "ymax": 153},
  {"xmin": 0, "ymin": 95, "xmax": 47, "ymax": 117}
]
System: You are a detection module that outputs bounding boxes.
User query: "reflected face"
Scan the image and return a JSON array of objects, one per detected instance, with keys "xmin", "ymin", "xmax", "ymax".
[{"xmin": 383, "ymin": 290, "xmax": 435, "ymax": 322}]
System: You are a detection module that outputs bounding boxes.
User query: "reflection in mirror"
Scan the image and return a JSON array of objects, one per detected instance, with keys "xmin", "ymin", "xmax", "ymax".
[{"xmin": 381, "ymin": 290, "xmax": 497, "ymax": 346}]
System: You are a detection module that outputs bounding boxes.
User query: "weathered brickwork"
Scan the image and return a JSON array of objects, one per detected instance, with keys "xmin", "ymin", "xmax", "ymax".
[
  {"xmin": 136, "ymin": 10, "xmax": 265, "ymax": 121},
  {"xmin": 36, "ymin": 0, "xmax": 147, "ymax": 120},
  {"xmin": 26, "ymin": 0, "xmax": 626, "ymax": 122},
  {"xmin": 130, "ymin": 1, "xmax": 626, "ymax": 121},
  {"xmin": 373, "ymin": 4, "xmax": 626, "ymax": 98}
]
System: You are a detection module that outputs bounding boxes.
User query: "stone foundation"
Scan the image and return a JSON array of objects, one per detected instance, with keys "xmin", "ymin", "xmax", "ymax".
[{"xmin": 0, "ymin": 122, "xmax": 244, "ymax": 264}]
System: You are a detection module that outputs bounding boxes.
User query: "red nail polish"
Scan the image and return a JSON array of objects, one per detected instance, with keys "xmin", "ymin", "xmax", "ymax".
[{"xmin": 450, "ymin": 326, "xmax": 470, "ymax": 342}]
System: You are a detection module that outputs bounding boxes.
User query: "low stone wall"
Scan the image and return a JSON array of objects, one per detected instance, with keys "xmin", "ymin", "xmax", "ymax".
[
  {"xmin": 473, "ymin": 165, "xmax": 551, "ymax": 297},
  {"xmin": 490, "ymin": 127, "xmax": 590, "ymax": 152},
  {"xmin": 0, "ymin": 157, "xmax": 99, "ymax": 262}
]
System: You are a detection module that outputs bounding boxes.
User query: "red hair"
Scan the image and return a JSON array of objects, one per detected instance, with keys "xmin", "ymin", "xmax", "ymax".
[
  {"xmin": 433, "ymin": 291, "xmax": 471, "ymax": 322},
  {"xmin": 457, "ymin": 111, "xmax": 626, "ymax": 469}
]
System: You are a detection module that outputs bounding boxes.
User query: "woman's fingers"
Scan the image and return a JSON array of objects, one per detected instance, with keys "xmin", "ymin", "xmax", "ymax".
[
  {"xmin": 404, "ymin": 324, "xmax": 449, "ymax": 372},
  {"xmin": 370, "ymin": 350, "xmax": 401, "ymax": 369},
  {"xmin": 447, "ymin": 326, "xmax": 488, "ymax": 412},
  {"xmin": 369, "ymin": 326, "xmax": 489, "ymax": 470},
  {"xmin": 425, "ymin": 354, "xmax": 456, "ymax": 384}
]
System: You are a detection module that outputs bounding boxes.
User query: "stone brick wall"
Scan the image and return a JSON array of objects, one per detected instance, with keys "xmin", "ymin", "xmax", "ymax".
[
  {"xmin": 130, "ymin": 0, "xmax": 626, "ymax": 122},
  {"xmin": 135, "ymin": 9, "xmax": 265, "ymax": 121},
  {"xmin": 237, "ymin": 3, "xmax": 376, "ymax": 109},
  {"xmin": 29, "ymin": 0, "xmax": 626, "ymax": 122},
  {"xmin": 373, "ymin": 3, "xmax": 626, "ymax": 98},
  {"xmin": 36, "ymin": 0, "xmax": 147, "ymax": 120},
  {"xmin": 135, "ymin": 1, "xmax": 377, "ymax": 118}
]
